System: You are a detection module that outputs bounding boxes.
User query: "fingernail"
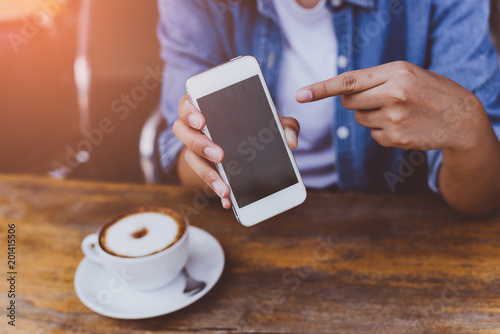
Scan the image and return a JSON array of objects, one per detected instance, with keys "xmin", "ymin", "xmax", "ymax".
[
  {"xmin": 204, "ymin": 146, "xmax": 222, "ymax": 162},
  {"xmin": 212, "ymin": 181, "xmax": 226, "ymax": 198},
  {"xmin": 187, "ymin": 113, "xmax": 202, "ymax": 129},
  {"xmin": 221, "ymin": 197, "xmax": 231, "ymax": 209},
  {"xmin": 295, "ymin": 89, "xmax": 313, "ymax": 103},
  {"xmin": 285, "ymin": 128, "xmax": 298, "ymax": 148}
]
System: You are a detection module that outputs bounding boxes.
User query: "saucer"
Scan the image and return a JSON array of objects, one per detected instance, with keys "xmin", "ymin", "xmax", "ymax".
[{"xmin": 74, "ymin": 226, "xmax": 224, "ymax": 319}]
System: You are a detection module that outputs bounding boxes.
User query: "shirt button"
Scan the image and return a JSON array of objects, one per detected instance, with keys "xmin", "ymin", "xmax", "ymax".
[
  {"xmin": 330, "ymin": 0, "xmax": 342, "ymax": 7},
  {"xmin": 336, "ymin": 126, "xmax": 350, "ymax": 140},
  {"xmin": 338, "ymin": 55, "xmax": 348, "ymax": 69}
]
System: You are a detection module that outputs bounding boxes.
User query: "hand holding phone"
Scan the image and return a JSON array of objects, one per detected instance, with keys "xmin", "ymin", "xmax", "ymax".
[
  {"xmin": 175, "ymin": 56, "xmax": 306, "ymax": 226},
  {"xmin": 174, "ymin": 96, "xmax": 300, "ymax": 208}
]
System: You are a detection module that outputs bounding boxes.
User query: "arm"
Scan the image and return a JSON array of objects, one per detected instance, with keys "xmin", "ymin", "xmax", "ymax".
[
  {"xmin": 440, "ymin": 122, "xmax": 500, "ymax": 216},
  {"xmin": 158, "ymin": 1, "xmax": 300, "ymax": 207},
  {"xmin": 425, "ymin": 0, "xmax": 500, "ymax": 215},
  {"xmin": 157, "ymin": 0, "xmax": 229, "ymax": 183},
  {"xmin": 294, "ymin": 0, "xmax": 500, "ymax": 216},
  {"xmin": 295, "ymin": 61, "xmax": 500, "ymax": 216}
]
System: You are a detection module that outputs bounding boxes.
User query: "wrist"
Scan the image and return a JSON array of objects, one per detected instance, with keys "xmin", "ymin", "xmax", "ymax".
[{"xmin": 445, "ymin": 98, "xmax": 493, "ymax": 153}]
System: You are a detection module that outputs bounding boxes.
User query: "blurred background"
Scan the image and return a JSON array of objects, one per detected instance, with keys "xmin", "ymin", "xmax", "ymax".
[
  {"xmin": 0, "ymin": 0, "xmax": 162, "ymax": 183},
  {"xmin": 0, "ymin": 0, "xmax": 500, "ymax": 184}
]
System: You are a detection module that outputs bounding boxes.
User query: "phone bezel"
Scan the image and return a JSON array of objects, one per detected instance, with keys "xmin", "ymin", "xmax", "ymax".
[{"xmin": 186, "ymin": 55, "xmax": 307, "ymax": 226}]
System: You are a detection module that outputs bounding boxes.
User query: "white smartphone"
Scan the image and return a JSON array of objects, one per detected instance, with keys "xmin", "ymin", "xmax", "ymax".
[{"xmin": 186, "ymin": 55, "xmax": 307, "ymax": 227}]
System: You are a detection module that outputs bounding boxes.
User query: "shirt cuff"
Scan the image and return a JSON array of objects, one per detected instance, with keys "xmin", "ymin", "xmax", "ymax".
[
  {"xmin": 494, "ymin": 125, "xmax": 500, "ymax": 144},
  {"xmin": 426, "ymin": 149, "xmax": 443, "ymax": 194}
]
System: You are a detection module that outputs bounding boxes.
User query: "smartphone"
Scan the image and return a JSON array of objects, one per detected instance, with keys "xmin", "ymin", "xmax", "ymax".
[{"xmin": 186, "ymin": 55, "xmax": 307, "ymax": 226}]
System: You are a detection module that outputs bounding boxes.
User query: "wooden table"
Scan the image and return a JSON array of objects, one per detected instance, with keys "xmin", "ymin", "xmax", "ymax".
[{"xmin": 0, "ymin": 175, "xmax": 499, "ymax": 333}]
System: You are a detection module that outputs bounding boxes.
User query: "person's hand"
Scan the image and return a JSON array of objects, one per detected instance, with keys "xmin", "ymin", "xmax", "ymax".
[
  {"xmin": 295, "ymin": 61, "xmax": 492, "ymax": 153},
  {"xmin": 173, "ymin": 94, "xmax": 300, "ymax": 209}
]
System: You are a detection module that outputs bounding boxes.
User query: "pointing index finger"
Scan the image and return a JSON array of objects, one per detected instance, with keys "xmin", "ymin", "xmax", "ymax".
[{"xmin": 295, "ymin": 64, "xmax": 389, "ymax": 103}]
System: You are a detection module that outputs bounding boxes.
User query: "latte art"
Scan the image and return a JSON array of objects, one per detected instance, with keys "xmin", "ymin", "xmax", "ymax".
[{"xmin": 99, "ymin": 209, "xmax": 186, "ymax": 258}]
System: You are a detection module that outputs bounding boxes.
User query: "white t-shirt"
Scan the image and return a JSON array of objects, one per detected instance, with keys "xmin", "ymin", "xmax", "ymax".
[{"xmin": 273, "ymin": 0, "xmax": 338, "ymax": 189}]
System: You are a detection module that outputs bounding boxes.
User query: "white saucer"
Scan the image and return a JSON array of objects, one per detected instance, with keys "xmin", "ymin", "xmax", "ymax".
[{"xmin": 74, "ymin": 226, "xmax": 224, "ymax": 319}]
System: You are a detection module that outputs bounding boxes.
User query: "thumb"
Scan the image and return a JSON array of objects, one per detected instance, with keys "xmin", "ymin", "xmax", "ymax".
[{"xmin": 280, "ymin": 116, "xmax": 300, "ymax": 150}]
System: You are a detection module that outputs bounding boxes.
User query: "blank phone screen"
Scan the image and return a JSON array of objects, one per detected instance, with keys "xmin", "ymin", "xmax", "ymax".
[{"xmin": 197, "ymin": 75, "xmax": 298, "ymax": 208}]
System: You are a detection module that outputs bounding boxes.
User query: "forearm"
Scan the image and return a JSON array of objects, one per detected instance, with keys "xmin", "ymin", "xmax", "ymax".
[{"xmin": 439, "ymin": 126, "xmax": 500, "ymax": 216}]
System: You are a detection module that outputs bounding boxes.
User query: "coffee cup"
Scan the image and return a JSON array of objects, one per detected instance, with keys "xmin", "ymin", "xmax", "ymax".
[{"xmin": 81, "ymin": 207, "xmax": 189, "ymax": 290}]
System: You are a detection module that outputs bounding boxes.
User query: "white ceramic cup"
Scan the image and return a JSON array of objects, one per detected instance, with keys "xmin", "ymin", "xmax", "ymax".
[{"xmin": 81, "ymin": 207, "xmax": 189, "ymax": 291}]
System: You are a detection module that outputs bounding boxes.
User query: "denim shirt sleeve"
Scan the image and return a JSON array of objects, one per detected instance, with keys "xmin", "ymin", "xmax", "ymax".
[
  {"xmin": 425, "ymin": 0, "xmax": 500, "ymax": 193},
  {"xmin": 156, "ymin": 0, "xmax": 230, "ymax": 182}
]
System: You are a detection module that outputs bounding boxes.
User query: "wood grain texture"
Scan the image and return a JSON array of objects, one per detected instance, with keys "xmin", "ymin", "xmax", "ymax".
[{"xmin": 0, "ymin": 174, "xmax": 499, "ymax": 334}]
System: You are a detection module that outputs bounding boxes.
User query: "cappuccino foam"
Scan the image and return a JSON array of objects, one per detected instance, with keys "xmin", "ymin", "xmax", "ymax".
[{"xmin": 100, "ymin": 212, "xmax": 184, "ymax": 258}]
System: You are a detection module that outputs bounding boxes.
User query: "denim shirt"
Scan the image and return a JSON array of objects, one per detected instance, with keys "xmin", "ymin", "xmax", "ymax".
[{"xmin": 157, "ymin": 0, "xmax": 500, "ymax": 194}]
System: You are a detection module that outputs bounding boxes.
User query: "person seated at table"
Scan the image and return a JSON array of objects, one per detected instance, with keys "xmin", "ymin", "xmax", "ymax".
[{"xmin": 157, "ymin": 0, "xmax": 500, "ymax": 216}]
